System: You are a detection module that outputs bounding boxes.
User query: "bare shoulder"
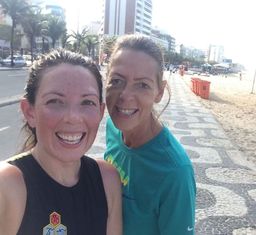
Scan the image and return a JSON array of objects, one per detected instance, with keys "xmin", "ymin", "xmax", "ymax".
[
  {"xmin": 0, "ymin": 151, "xmax": 30, "ymax": 188},
  {"xmin": 96, "ymin": 159, "xmax": 121, "ymax": 186},
  {"xmin": 0, "ymin": 161, "xmax": 26, "ymax": 234},
  {"xmin": 96, "ymin": 159, "xmax": 122, "ymax": 235},
  {"xmin": 0, "ymin": 161, "xmax": 26, "ymax": 202},
  {"xmin": 0, "ymin": 161, "xmax": 24, "ymax": 187},
  {"xmin": 96, "ymin": 159, "xmax": 121, "ymax": 202}
]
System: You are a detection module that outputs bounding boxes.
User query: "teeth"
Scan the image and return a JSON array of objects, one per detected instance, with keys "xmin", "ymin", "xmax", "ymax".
[
  {"xmin": 118, "ymin": 108, "xmax": 136, "ymax": 115},
  {"xmin": 57, "ymin": 133, "xmax": 83, "ymax": 144}
]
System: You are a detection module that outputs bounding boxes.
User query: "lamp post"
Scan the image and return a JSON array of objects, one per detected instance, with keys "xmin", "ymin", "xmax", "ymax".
[{"xmin": 251, "ymin": 69, "xmax": 256, "ymax": 94}]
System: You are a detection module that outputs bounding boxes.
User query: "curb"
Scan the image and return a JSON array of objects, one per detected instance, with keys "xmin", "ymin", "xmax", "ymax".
[
  {"xmin": 0, "ymin": 66, "xmax": 28, "ymax": 71},
  {"xmin": 0, "ymin": 95, "xmax": 22, "ymax": 108}
]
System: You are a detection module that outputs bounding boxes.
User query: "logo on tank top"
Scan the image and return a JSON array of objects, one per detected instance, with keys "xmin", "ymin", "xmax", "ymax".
[{"xmin": 43, "ymin": 211, "xmax": 67, "ymax": 235}]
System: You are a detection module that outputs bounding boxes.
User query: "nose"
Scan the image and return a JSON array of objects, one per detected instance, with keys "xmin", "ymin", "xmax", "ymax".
[
  {"xmin": 119, "ymin": 85, "xmax": 135, "ymax": 101},
  {"xmin": 63, "ymin": 105, "xmax": 83, "ymax": 124}
]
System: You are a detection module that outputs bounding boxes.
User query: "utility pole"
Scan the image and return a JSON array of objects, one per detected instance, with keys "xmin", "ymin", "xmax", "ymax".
[
  {"xmin": 77, "ymin": 6, "xmax": 80, "ymax": 33},
  {"xmin": 251, "ymin": 69, "xmax": 256, "ymax": 94}
]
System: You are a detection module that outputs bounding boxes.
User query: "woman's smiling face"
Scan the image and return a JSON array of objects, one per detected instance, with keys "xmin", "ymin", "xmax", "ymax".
[
  {"xmin": 106, "ymin": 49, "xmax": 165, "ymax": 134},
  {"xmin": 25, "ymin": 63, "xmax": 104, "ymax": 162}
]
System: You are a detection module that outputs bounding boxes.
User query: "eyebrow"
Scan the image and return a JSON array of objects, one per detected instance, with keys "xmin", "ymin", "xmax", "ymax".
[
  {"xmin": 81, "ymin": 94, "xmax": 100, "ymax": 99},
  {"xmin": 110, "ymin": 72, "xmax": 125, "ymax": 78},
  {"xmin": 42, "ymin": 91, "xmax": 64, "ymax": 98},
  {"xmin": 134, "ymin": 77, "xmax": 154, "ymax": 83},
  {"xmin": 42, "ymin": 91, "xmax": 99, "ymax": 98},
  {"xmin": 110, "ymin": 72, "xmax": 154, "ymax": 83}
]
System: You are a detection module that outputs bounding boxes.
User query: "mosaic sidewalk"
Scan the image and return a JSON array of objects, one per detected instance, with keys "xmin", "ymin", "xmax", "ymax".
[{"xmin": 88, "ymin": 72, "xmax": 256, "ymax": 235}]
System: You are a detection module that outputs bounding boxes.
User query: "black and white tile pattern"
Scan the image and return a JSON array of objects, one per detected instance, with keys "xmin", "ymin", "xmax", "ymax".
[{"xmin": 88, "ymin": 72, "xmax": 256, "ymax": 235}]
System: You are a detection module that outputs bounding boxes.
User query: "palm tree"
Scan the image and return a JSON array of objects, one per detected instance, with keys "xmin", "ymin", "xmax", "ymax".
[
  {"xmin": 21, "ymin": 7, "xmax": 42, "ymax": 62},
  {"xmin": 0, "ymin": 0, "xmax": 30, "ymax": 66},
  {"xmin": 85, "ymin": 34, "xmax": 99, "ymax": 60},
  {"xmin": 38, "ymin": 16, "xmax": 50, "ymax": 53},
  {"xmin": 61, "ymin": 29, "xmax": 71, "ymax": 49},
  {"xmin": 46, "ymin": 15, "xmax": 66, "ymax": 48},
  {"xmin": 69, "ymin": 27, "xmax": 88, "ymax": 53},
  {"xmin": 101, "ymin": 35, "xmax": 117, "ymax": 62},
  {"xmin": 41, "ymin": 25, "xmax": 49, "ymax": 53}
]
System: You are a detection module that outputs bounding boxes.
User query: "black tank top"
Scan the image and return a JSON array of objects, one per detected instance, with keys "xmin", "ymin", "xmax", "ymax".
[{"xmin": 9, "ymin": 154, "xmax": 108, "ymax": 235}]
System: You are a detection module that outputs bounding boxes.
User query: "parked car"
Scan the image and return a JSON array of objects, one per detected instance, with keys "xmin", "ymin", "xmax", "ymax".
[
  {"xmin": 0, "ymin": 57, "xmax": 3, "ymax": 65},
  {"xmin": 23, "ymin": 54, "xmax": 32, "ymax": 66},
  {"xmin": 2, "ymin": 55, "xmax": 27, "ymax": 67}
]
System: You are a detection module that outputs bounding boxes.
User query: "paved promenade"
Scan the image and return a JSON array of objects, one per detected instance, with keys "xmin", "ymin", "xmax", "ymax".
[
  {"xmin": 1, "ymin": 69, "xmax": 255, "ymax": 234},
  {"xmin": 166, "ymin": 73, "xmax": 256, "ymax": 235},
  {"xmin": 88, "ymin": 72, "xmax": 256, "ymax": 235}
]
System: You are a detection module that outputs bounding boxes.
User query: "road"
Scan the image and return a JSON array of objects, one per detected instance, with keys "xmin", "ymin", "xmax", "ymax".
[
  {"xmin": 0, "ymin": 69, "xmax": 28, "ymax": 99},
  {"xmin": 0, "ymin": 69, "xmax": 27, "ymax": 160},
  {"xmin": 0, "ymin": 103, "xmax": 23, "ymax": 160}
]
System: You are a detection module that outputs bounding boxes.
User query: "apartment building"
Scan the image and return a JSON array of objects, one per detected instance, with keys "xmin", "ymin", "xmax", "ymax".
[
  {"xmin": 151, "ymin": 28, "xmax": 176, "ymax": 52},
  {"xmin": 207, "ymin": 44, "xmax": 224, "ymax": 63},
  {"xmin": 101, "ymin": 0, "xmax": 152, "ymax": 36}
]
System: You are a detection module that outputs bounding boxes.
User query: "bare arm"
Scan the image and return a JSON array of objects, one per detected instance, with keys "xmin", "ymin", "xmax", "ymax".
[
  {"xmin": 0, "ymin": 179, "xmax": 6, "ymax": 234},
  {"xmin": 0, "ymin": 162, "xmax": 26, "ymax": 235},
  {"xmin": 97, "ymin": 159, "xmax": 122, "ymax": 235}
]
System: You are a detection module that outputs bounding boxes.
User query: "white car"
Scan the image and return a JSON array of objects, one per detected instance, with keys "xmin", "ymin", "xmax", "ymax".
[
  {"xmin": 23, "ymin": 54, "xmax": 32, "ymax": 66},
  {"xmin": 2, "ymin": 55, "xmax": 27, "ymax": 67}
]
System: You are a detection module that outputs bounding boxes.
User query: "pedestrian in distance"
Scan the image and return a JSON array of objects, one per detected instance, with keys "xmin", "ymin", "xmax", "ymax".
[
  {"xmin": 0, "ymin": 49, "xmax": 122, "ymax": 235},
  {"xmin": 239, "ymin": 72, "xmax": 242, "ymax": 81},
  {"xmin": 104, "ymin": 34, "xmax": 196, "ymax": 235},
  {"xmin": 179, "ymin": 64, "xmax": 185, "ymax": 77},
  {"xmin": 168, "ymin": 64, "xmax": 173, "ymax": 78}
]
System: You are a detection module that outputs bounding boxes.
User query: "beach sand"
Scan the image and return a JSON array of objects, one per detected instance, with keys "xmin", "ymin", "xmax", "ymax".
[{"xmin": 183, "ymin": 71, "xmax": 256, "ymax": 165}]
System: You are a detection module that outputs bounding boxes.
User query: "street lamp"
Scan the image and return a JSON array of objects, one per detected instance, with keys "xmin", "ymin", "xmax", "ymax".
[{"xmin": 251, "ymin": 69, "xmax": 256, "ymax": 94}]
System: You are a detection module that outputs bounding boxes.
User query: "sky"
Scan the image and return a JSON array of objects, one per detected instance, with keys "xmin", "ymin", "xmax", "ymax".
[{"xmin": 58, "ymin": 0, "xmax": 255, "ymax": 70}]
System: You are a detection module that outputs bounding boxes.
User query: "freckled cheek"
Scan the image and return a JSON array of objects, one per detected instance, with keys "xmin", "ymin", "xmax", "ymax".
[
  {"xmin": 142, "ymin": 98, "xmax": 156, "ymax": 110},
  {"xmin": 82, "ymin": 109, "xmax": 103, "ymax": 126},
  {"xmin": 106, "ymin": 98, "xmax": 115, "ymax": 114},
  {"xmin": 37, "ymin": 110, "xmax": 63, "ymax": 129},
  {"xmin": 106, "ymin": 87, "xmax": 121, "ymax": 97},
  {"xmin": 106, "ymin": 90, "xmax": 120, "ymax": 108}
]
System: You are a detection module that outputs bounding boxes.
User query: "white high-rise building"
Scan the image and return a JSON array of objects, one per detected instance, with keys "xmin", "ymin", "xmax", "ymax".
[
  {"xmin": 208, "ymin": 44, "xmax": 224, "ymax": 63},
  {"xmin": 101, "ymin": 0, "xmax": 152, "ymax": 36}
]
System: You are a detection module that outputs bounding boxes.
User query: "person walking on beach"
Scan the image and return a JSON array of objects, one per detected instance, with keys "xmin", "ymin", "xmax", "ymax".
[
  {"xmin": 239, "ymin": 72, "xmax": 242, "ymax": 80},
  {"xmin": 104, "ymin": 35, "xmax": 196, "ymax": 235},
  {"xmin": 0, "ymin": 49, "xmax": 122, "ymax": 235}
]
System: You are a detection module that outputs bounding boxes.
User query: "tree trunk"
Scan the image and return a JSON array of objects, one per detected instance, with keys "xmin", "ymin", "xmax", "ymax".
[
  {"xmin": 92, "ymin": 45, "xmax": 95, "ymax": 60},
  {"xmin": 10, "ymin": 19, "xmax": 15, "ymax": 67},
  {"xmin": 52, "ymin": 39, "xmax": 55, "ymax": 49},
  {"xmin": 30, "ymin": 35, "xmax": 34, "ymax": 63},
  {"xmin": 42, "ymin": 37, "xmax": 45, "ymax": 53}
]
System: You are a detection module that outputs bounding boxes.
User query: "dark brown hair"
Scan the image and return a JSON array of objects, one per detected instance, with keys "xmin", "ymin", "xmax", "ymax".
[{"xmin": 20, "ymin": 48, "xmax": 103, "ymax": 152}]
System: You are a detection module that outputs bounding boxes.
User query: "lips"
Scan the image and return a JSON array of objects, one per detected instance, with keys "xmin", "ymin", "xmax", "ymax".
[
  {"xmin": 56, "ymin": 132, "xmax": 86, "ymax": 145},
  {"xmin": 116, "ymin": 107, "xmax": 138, "ymax": 116}
]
